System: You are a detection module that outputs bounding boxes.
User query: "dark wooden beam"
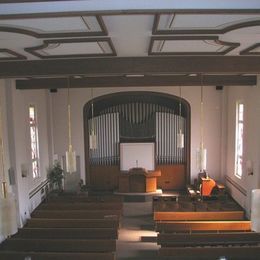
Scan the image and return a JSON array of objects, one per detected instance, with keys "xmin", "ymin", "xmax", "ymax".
[
  {"xmin": 1, "ymin": 56, "xmax": 260, "ymax": 78},
  {"xmin": 16, "ymin": 75, "xmax": 256, "ymax": 89}
]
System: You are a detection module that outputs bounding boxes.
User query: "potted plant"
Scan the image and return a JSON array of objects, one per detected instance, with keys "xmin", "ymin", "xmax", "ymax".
[{"xmin": 47, "ymin": 161, "xmax": 64, "ymax": 192}]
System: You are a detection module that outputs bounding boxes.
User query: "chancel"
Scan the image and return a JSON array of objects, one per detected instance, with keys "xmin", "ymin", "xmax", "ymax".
[{"xmin": 1, "ymin": 1, "xmax": 260, "ymax": 259}]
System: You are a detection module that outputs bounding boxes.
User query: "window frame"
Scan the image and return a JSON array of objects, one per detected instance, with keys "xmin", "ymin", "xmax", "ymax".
[
  {"xmin": 29, "ymin": 104, "xmax": 40, "ymax": 179},
  {"xmin": 234, "ymin": 101, "xmax": 244, "ymax": 179}
]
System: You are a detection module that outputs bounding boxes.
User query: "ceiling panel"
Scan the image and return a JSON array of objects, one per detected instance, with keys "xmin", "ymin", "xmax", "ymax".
[
  {"xmin": 24, "ymin": 38, "xmax": 116, "ymax": 58},
  {"xmin": 149, "ymin": 36, "xmax": 239, "ymax": 55},
  {"xmin": 0, "ymin": 15, "xmax": 107, "ymax": 37},
  {"xmin": 0, "ymin": 48, "xmax": 26, "ymax": 60},
  {"xmin": 154, "ymin": 14, "xmax": 260, "ymax": 34},
  {"xmin": 102, "ymin": 15, "xmax": 154, "ymax": 56}
]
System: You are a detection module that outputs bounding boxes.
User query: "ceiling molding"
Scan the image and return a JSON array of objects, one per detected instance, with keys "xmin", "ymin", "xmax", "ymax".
[
  {"xmin": 1, "ymin": 10, "xmax": 260, "ymax": 20},
  {"xmin": 148, "ymin": 36, "xmax": 239, "ymax": 55},
  {"xmin": 0, "ymin": 15, "xmax": 107, "ymax": 38},
  {"xmin": 16, "ymin": 75, "xmax": 256, "ymax": 89},
  {"xmin": 24, "ymin": 37, "xmax": 117, "ymax": 59},
  {"xmin": 0, "ymin": 48, "xmax": 26, "ymax": 61},
  {"xmin": 153, "ymin": 14, "xmax": 260, "ymax": 35},
  {"xmin": 240, "ymin": 43, "xmax": 260, "ymax": 55},
  {"xmin": 1, "ymin": 56, "xmax": 260, "ymax": 78}
]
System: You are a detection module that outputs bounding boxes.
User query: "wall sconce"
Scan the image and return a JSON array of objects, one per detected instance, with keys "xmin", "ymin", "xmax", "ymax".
[{"xmin": 246, "ymin": 160, "xmax": 253, "ymax": 176}]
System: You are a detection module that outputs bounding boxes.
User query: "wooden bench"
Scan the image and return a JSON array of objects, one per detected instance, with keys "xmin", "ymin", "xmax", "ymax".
[
  {"xmin": 0, "ymin": 238, "xmax": 116, "ymax": 253},
  {"xmin": 25, "ymin": 218, "xmax": 119, "ymax": 228},
  {"xmin": 154, "ymin": 210, "xmax": 245, "ymax": 221},
  {"xmin": 0, "ymin": 251, "xmax": 115, "ymax": 260},
  {"xmin": 14, "ymin": 227, "xmax": 118, "ymax": 239},
  {"xmin": 47, "ymin": 195, "xmax": 123, "ymax": 203},
  {"xmin": 158, "ymin": 246, "xmax": 260, "ymax": 259},
  {"xmin": 38, "ymin": 202, "xmax": 122, "ymax": 210},
  {"xmin": 158, "ymin": 232, "xmax": 260, "ymax": 246},
  {"xmin": 156, "ymin": 220, "xmax": 252, "ymax": 232},
  {"xmin": 31, "ymin": 210, "xmax": 121, "ymax": 219}
]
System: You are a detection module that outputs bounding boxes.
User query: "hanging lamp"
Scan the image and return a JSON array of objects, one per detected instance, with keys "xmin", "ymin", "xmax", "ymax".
[
  {"xmin": 0, "ymin": 102, "xmax": 18, "ymax": 237},
  {"xmin": 196, "ymin": 74, "xmax": 207, "ymax": 175},
  {"xmin": 65, "ymin": 77, "xmax": 76, "ymax": 173},
  {"xmin": 177, "ymin": 86, "xmax": 184, "ymax": 149},
  {"xmin": 89, "ymin": 88, "xmax": 97, "ymax": 150}
]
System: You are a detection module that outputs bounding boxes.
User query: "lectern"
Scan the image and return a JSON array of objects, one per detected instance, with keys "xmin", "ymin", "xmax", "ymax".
[{"xmin": 118, "ymin": 168, "xmax": 161, "ymax": 193}]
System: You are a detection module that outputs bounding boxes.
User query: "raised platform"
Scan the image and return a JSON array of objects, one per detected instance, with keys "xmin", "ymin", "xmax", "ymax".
[
  {"xmin": 114, "ymin": 189, "xmax": 162, "ymax": 216},
  {"xmin": 114, "ymin": 189, "xmax": 162, "ymax": 202}
]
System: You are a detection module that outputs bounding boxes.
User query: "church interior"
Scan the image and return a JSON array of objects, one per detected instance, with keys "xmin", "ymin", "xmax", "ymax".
[{"xmin": 0, "ymin": 0, "xmax": 260, "ymax": 259}]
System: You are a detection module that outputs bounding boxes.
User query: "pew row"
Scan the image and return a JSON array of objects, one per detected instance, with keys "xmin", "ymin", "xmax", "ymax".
[
  {"xmin": 156, "ymin": 220, "xmax": 252, "ymax": 232},
  {"xmin": 0, "ymin": 251, "xmax": 115, "ymax": 260},
  {"xmin": 14, "ymin": 227, "xmax": 118, "ymax": 239},
  {"xmin": 38, "ymin": 202, "xmax": 122, "ymax": 210},
  {"xmin": 31, "ymin": 210, "xmax": 121, "ymax": 219},
  {"xmin": 26, "ymin": 217, "xmax": 119, "ymax": 228},
  {"xmin": 154, "ymin": 211, "xmax": 245, "ymax": 221},
  {"xmin": 0, "ymin": 239, "xmax": 116, "ymax": 253},
  {"xmin": 158, "ymin": 246, "xmax": 260, "ymax": 260},
  {"xmin": 158, "ymin": 232, "xmax": 260, "ymax": 247},
  {"xmin": 46, "ymin": 195, "xmax": 123, "ymax": 203}
]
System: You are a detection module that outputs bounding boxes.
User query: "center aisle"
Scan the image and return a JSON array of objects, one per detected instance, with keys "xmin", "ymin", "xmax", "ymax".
[{"xmin": 116, "ymin": 215, "xmax": 159, "ymax": 260}]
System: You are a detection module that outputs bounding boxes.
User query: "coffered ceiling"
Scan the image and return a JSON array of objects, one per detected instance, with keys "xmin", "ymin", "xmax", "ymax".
[{"xmin": 0, "ymin": 0, "xmax": 260, "ymax": 88}]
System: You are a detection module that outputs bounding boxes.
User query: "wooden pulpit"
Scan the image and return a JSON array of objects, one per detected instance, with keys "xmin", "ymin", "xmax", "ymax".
[{"xmin": 118, "ymin": 168, "xmax": 161, "ymax": 193}]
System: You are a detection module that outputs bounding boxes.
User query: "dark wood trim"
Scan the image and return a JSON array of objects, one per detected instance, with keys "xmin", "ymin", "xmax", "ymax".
[
  {"xmin": 16, "ymin": 75, "xmax": 256, "ymax": 89},
  {"xmin": 24, "ymin": 37, "xmax": 116, "ymax": 59},
  {"xmin": 240, "ymin": 43, "xmax": 260, "ymax": 55},
  {"xmin": 153, "ymin": 14, "xmax": 260, "ymax": 35},
  {"xmin": 148, "ymin": 36, "xmax": 239, "ymax": 56},
  {"xmin": 0, "ymin": 10, "xmax": 260, "ymax": 21},
  {"xmin": 2, "ymin": 56, "xmax": 260, "ymax": 78},
  {"xmin": 0, "ymin": 15, "xmax": 107, "ymax": 38},
  {"xmin": 225, "ymin": 175, "xmax": 247, "ymax": 196},
  {"xmin": 0, "ymin": 48, "xmax": 26, "ymax": 61}
]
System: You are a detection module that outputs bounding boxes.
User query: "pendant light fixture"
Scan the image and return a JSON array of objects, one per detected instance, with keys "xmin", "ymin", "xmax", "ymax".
[
  {"xmin": 197, "ymin": 74, "xmax": 207, "ymax": 174},
  {"xmin": 65, "ymin": 77, "xmax": 76, "ymax": 174},
  {"xmin": 177, "ymin": 86, "xmax": 184, "ymax": 149},
  {"xmin": 0, "ymin": 104, "xmax": 7, "ymax": 199},
  {"xmin": 89, "ymin": 88, "xmax": 97, "ymax": 150}
]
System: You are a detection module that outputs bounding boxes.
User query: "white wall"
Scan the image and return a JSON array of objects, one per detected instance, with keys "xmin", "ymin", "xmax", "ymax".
[
  {"xmin": 0, "ymin": 79, "xmax": 51, "ymax": 234},
  {"xmin": 51, "ymin": 86, "xmax": 223, "ymax": 183},
  {"xmin": 226, "ymin": 85, "xmax": 260, "ymax": 215}
]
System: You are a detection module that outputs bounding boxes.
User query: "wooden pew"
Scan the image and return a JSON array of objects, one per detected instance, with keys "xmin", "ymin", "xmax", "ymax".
[
  {"xmin": 0, "ymin": 251, "xmax": 115, "ymax": 260},
  {"xmin": 38, "ymin": 202, "xmax": 122, "ymax": 210},
  {"xmin": 31, "ymin": 210, "xmax": 121, "ymax": 219},
  {"xmin": 0, "ymin": 238, "xmax": 116, "ymax": 253},
  {"xmin": 158, "ymin": 246, "xmax": 260, "ymax": 259},
  {"xmin": 158, "ymin": 232, "xmax": 260, "ymax": 247},
  {"xmin": 14, "ymin": 227, "xmax": 118, "ymax": 239},
  {"xmin": 154, "ymin": 210, "xmax": 245, "ymax": 221},
  {"xmin": 156, "ymin": 220, "xmax": 252, "ymax": 232},
  {"xmin": 25, "ymin": 218, "xmax": 119, "ymax": 228},
  {"xmin": 47, "ymin": 195, "xmax": 123, "ymax": 203}
]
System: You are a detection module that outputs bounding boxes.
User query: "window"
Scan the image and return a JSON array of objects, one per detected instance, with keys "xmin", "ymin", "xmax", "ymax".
[
  {"xmin": 29, "ymin": 105, "xmax": 40, "ymax": 178},
  {"xmin": 235, "ymin": 102, "xmax": 244, "ymax": 178}
]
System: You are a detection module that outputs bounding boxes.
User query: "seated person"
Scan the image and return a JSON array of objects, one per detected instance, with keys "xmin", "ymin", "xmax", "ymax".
[{"xmin": 198, "ymin": 171, "xmax": 217, "ymax": 197}]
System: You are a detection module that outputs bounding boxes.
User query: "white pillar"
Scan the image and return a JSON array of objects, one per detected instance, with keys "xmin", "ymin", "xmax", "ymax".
[{"xmin": 251, "ymin": 189, "xmax": 260, "ymax": 232}]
